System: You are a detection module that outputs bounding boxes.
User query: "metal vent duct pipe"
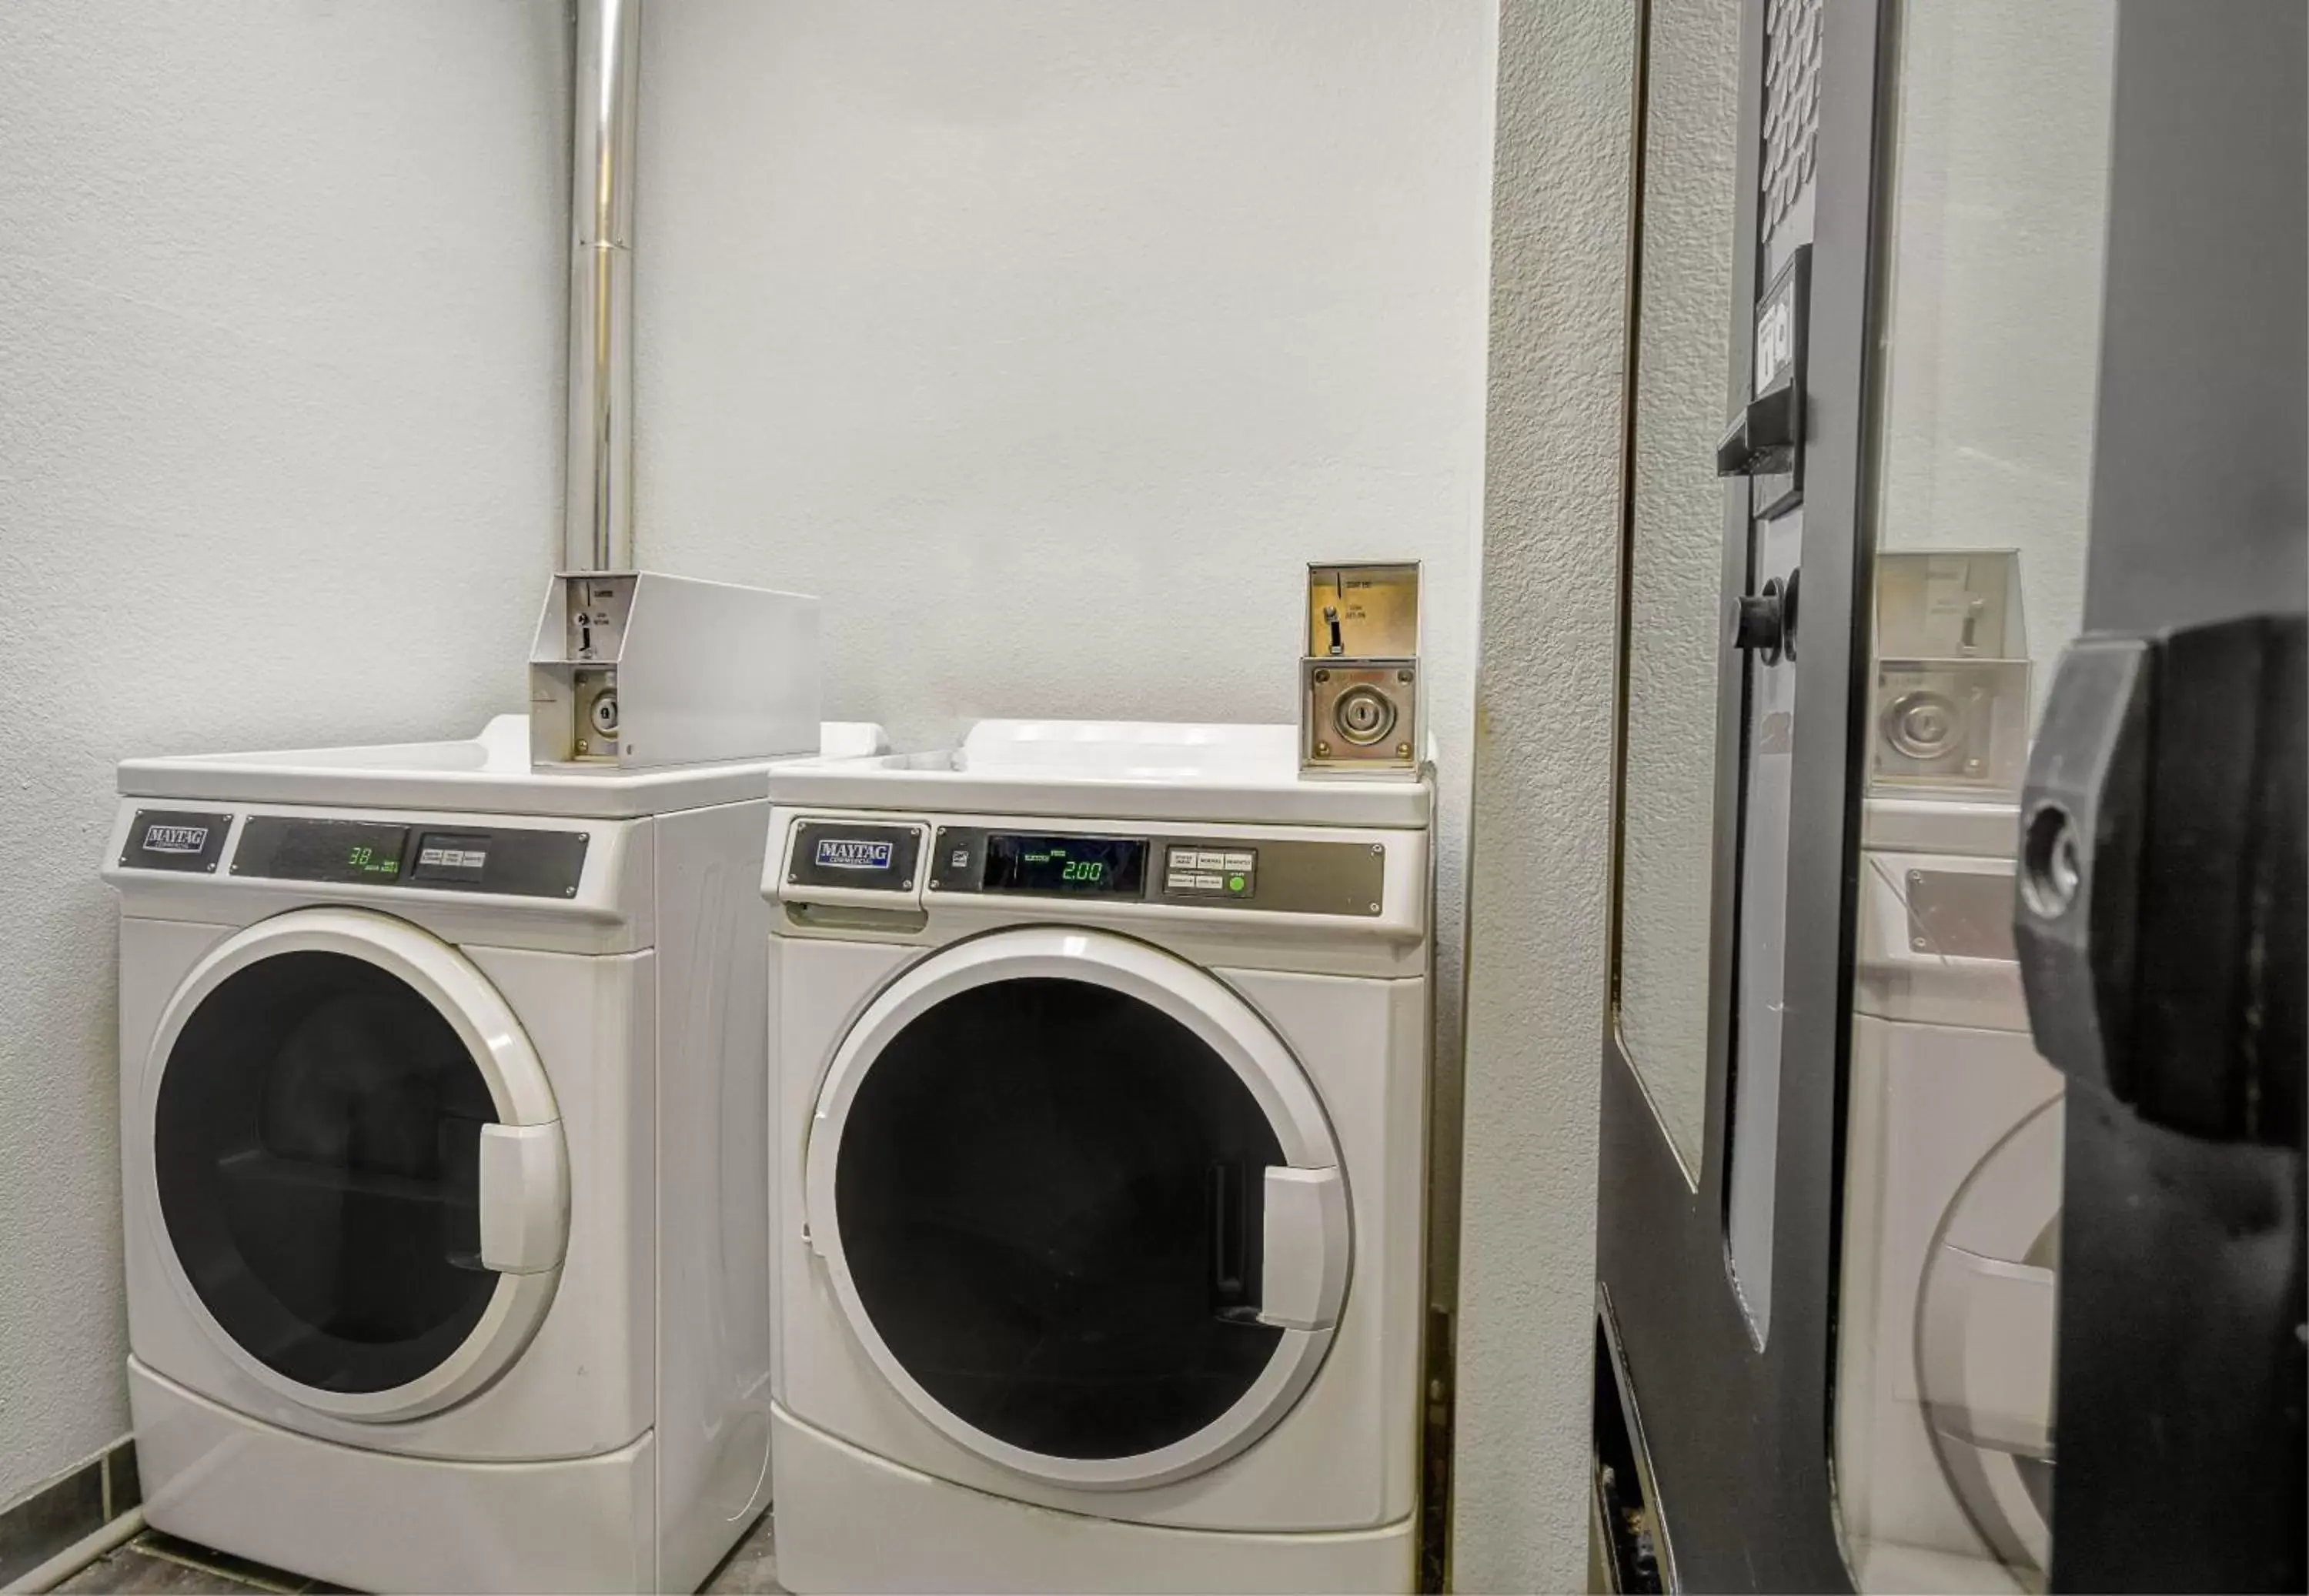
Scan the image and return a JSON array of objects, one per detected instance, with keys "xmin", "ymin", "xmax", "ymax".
[{"xmin": 565, "ymin": 0, "xmax": 640, "ymax": 573}]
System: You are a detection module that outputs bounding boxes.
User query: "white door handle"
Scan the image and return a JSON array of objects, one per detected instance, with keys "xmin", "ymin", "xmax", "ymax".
[
  {"xmin": 1921, "ymin": 1247, "xmax": 2057, "ymax": 1458},
  {"xmin": 1258, "ymin": 1166, "xmax": 1350, "ymax": 1331},
  {"xmin": 478, "ymin": 1121, "xmax": 570, "ymax": 1275}
]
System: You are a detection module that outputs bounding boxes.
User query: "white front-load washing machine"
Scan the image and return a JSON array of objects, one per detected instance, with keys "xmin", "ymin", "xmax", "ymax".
[
  {"xmin": 762, "ymin": 720, "xmax": 1434, "ymax": 1594},
  {"xmin": 105, "ymin": 713, "xmax": 884, "ymax": 1595}
]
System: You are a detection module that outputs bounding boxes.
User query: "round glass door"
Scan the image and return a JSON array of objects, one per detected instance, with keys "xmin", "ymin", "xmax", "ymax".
[
  {"xmin": 807, "ymin": 929, "xmax": 1348, "ymax": 1490},
  {"xmin": 147, "ymin": 910, "xmax": 566, "ymax": 1421}
]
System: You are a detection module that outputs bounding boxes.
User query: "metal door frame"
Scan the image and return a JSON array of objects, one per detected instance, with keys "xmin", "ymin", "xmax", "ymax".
[
  {"xmin": 1595, "ymin": 0, "xmax": 1887, "ymax": 1584},
  {"xmin": 1599, "ymin": 2, "xmax": 2305, "ymax": 1591}
]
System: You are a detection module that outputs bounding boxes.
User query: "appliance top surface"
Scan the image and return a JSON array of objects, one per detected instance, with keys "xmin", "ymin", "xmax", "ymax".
[
  {"xmin": 119, "ymin": 715, "xmax": 888, "ymax": 820},
  {"xmin": 767, "ymin": 720, "xmax": 1433, "ymax": 830}
]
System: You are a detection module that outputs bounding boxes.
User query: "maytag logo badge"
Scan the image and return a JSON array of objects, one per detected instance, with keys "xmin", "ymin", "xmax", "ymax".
[
  {"xmin": 144, "ymin": 823, "xmax": 210, "ymax": 854},
  {"xmin": 816, "ymin": 837, "xmax": 894, "ymax": 871}
]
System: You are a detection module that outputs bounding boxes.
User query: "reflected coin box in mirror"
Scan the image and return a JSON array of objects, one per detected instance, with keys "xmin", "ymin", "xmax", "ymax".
[{"xmin": 1871, "ymin": 551, "xmax": 2031, "ymax": 798}]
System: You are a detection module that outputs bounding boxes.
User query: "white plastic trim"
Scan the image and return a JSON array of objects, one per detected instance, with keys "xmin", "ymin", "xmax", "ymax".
[
  {"xmin": 116, "ymin": 716, "xmax": 891, "ymax": 820},
  {"xmin": 479, "ymin": 1123, "xmax": 570, "ymax": 1275},
  {"xmin": 150, "ymin": 907, "xmax": 563, "ymax": 1127},
  {"xmin": 804, "ymin": 926, "xmax": 1351, "ymax": 1490},
  {"xmin": 1921, "ymin": 1098, "xmax": 2063, "ymax": 1457},
  {"xmin": 1257, "ymin": 1167, "xmax": 1349, "ymax": 1331},
  {"xmin": 142, "ymin": 907, "xmax": 566, "ymax": 1421}
]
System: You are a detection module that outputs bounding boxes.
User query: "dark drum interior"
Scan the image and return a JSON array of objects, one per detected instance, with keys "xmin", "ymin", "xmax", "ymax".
[
  {"xmin": 834, "ymin": 976, "xmax": 1290, "ymax": 1461},
  {"xmin": 154, "ymin": 950, "xmax": 500, "ymax": 1394}
]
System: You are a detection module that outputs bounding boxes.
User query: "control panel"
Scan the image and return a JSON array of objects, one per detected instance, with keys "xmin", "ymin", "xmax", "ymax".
[
  {"xmin": 235, "ymin": 816, "xmax": 410, "ymax": 885},
  {"xmin": 229, "ymin": 817, "xmax": 590, "ymax": 897},
  {"xmin": 107, "ymin": 803, "xmax": 623, "ymax": 913},
  {"xmin": 909, "ymin": 826, "xmax": 1384, "ymax": 917},
  {"xmin": 1160, "ymin": 844, "xmax": 1258, "ymax": 901}
]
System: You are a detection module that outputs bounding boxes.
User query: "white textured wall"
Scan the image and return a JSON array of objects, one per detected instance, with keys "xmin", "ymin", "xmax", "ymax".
[
  {"xmin": 0, "ymin": 3, "xmax": 566, "ymax": 1505},
  {"xmin": 1452, "ymin": 0, "xmax": 1632, "ymax": 1588},
  {"xmin": 633, "ymin": 2, "xmax": 1499, "ymax": 1284}
]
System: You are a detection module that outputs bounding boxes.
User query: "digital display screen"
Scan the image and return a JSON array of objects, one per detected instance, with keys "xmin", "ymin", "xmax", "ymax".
[
  {"xmin": 981, "ymin": 833, "xmax": 1147, "ymax": 897},
  {"xmin": 242, "ymin": 819, "xmax": 409, "ymax": 885}
]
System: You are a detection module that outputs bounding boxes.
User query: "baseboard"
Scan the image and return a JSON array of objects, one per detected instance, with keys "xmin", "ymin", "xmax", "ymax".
[{"xmin": 0, "ymin": 1439, "xmax": 140, "ymax": 1588}]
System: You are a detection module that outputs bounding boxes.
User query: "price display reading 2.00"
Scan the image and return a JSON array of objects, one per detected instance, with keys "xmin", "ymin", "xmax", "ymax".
[{"xmin": 981, "ymin": 833, "xmax": 1147, "ymax": 897}]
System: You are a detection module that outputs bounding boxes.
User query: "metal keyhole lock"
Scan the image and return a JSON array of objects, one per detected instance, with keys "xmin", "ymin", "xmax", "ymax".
[
  {"xmin": 1332, "ymin": 685, "xmax": 1398, "ymax": 746},
  {"xmin": 1883, "ymin": 689, "xmax": 1959, "ymax": 760},
  {"xmin": 1732, "ymin": 566, "xmax": 1800, "ymax": 666}
]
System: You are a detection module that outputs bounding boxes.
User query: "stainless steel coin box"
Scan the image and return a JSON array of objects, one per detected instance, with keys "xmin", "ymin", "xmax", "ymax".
[
  {"xmin": 528, "ymin": 571, "xmax": 821, "ymax": 768},
  {"xmin": 1301, "ymin": 563, "xmax": 1422, "ymax": 778},
  {"xmin": 1870, "ymin": 550, "xmax": 2031, "ymax": 797}
]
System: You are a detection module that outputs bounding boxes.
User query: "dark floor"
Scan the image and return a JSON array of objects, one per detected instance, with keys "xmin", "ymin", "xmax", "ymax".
[{"xmin": 52, "ymin": 1510, "xmax": 782, "ymax": 1594}]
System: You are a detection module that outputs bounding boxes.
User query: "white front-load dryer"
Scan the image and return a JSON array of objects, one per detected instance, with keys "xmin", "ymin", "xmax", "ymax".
[
  {"xmin": 106, "ymin": 715, "xmax": 884, "ymax": 1595},
  {"xmin": 1836, "ymin": 795, "xmax": 2062, "ymax": 1594},
  {"xmin": 761, "ymin": 720, "xmax": 1435, "ymax": 1594}
]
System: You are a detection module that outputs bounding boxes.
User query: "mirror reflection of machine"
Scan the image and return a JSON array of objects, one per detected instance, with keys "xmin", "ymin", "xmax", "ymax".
[
  {"xmin": 1915, "ymin": 1099, "xmax": 2060, "ymax": 1581},
  {"xmin": 1871, "ymin": 552, "xmax": 2030, "ymax": 796},
  {"xmin": 1840, "ymin": 550, "xmax": 2059, "ymax": 1594}
]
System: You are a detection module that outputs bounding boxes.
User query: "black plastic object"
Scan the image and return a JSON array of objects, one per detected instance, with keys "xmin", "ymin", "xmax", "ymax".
[
  {"xmin": 2016, "ymin": 613, "xmax": 2305, "ymax": 1594},
  {"xmin": 1716, "ymin": 245, "xmax": 1809, "ymax": 520},
  {"xmin": 2016, "ymin": 614, "xmax": 2304, "ymax": 1145},
  {"xmin": 1714, "ymin": 386, "xmax": 1797, "ymax": 478},
  {"xmin": 1730, "ymin": 569, "xmax": 1799, "ymax": 665}
]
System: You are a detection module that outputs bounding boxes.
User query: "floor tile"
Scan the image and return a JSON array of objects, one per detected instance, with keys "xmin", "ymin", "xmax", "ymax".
[
  {"xmin": 52, "ymin": 1538, "xmax": 274, "ymax": 1594},
  {"xmin": 52, "ymin": 1519, "xmax": 780, "ymax": 1594},
  {"xmin": 131, "ymin": 1534, "xmax": 313, "ymax": 1593},
  {"xmin": 702, "ymin": 1509, "xmax": 784, "ymax": 1594}
]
